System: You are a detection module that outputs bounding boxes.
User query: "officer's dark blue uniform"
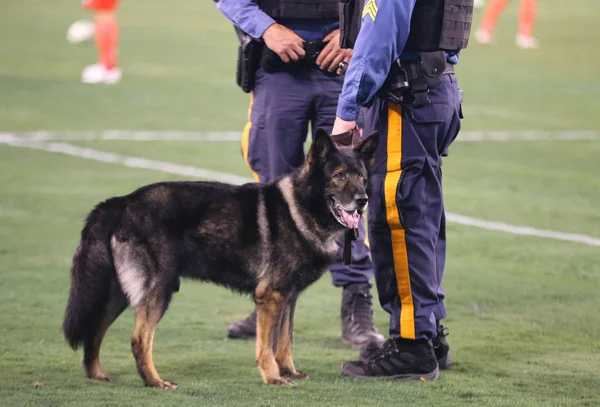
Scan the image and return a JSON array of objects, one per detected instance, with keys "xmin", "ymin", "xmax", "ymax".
[
  {"xmin": 335, "ymin": 0, "xmax": 472, "ymax": 379},
  {"xmin": 216, "ymin": 0, "xmax": 384, "ymax": 349}
]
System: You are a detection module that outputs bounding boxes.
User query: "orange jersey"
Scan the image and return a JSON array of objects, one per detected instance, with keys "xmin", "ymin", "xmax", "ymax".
[{"xmin": 83, "ymin": 0, "xmax": 119, "ymax": 12}]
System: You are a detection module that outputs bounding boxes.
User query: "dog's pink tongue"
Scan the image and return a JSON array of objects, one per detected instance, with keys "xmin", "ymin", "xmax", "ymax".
[{"xmin": 341, "ymin": 210, "xmax": 361, "ymax": 229}]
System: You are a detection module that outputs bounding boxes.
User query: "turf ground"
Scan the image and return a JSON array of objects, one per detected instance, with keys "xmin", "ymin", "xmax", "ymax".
[{"xmin": 1, "ymin": 1, "xmax": 599, "ymax": 406}]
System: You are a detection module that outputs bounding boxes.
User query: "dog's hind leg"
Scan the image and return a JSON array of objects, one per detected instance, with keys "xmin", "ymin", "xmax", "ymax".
[
  {"xmin": 255, "ymin": 282, "xmax": 293, "ymax": 385},
  {"xmin": 275, "ymin": 295, "xmax": 308, "ymax": 380},
  {"xmin": 131, "ymin": 286, "xmax": 178, "ymax": 390},
  {"xmin": 83, "ymin": 279, "xmax": 128, "ymax": 382}
]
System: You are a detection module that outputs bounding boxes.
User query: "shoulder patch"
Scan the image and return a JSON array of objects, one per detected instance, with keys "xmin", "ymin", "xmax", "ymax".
[{"xmin": 362, "ymin": 0, "xmax": 378, "ymax": 21}]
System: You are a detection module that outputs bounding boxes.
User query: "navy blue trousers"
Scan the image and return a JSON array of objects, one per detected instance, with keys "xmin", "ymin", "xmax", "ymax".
[
  {"xmin": 242, "ymin": 67, "xmax": 373, "ymax": 287},
  {"xmin": 362, "ymin": 75, "xmax": 463, "ymax": 339}
]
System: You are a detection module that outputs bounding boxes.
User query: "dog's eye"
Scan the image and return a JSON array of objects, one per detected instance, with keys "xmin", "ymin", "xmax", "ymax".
[
  {"xmin": 357, "ymin": 172, "xmax": 365, "ymax": 179},
  {"xmin": 334, "ymin": 172, "xmax": 346, "ymax": 181}
]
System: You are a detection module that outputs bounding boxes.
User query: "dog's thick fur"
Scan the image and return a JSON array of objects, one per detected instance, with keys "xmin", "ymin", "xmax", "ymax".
[{"xmin": 63, "ymin": 130, "xmax": 379, "ymax": 388}]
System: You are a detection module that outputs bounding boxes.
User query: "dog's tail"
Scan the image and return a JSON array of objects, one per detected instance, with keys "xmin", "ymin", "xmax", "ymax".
[{"xmin": 63, "ymin": 197, "xmax": 125, "ymax": 350}]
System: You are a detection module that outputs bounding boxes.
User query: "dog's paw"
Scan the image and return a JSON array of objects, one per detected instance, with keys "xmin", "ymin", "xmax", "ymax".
[
  {"xmin": 289, "ymin": 370, "xmax": 309, "ymax": 380},
  {"xmin": 147, "ymin": 379, "xmax": 179, "ymax": 390},
  {"xmin": 280, "ymin": 368, "xmax": 309, "ymax": 380},
  {"xmin": 87, "ymin": 371, "xmax": 112, "ymax": 382},
  {"xmin": 265, "ymin": 376, "xmax": 297, "ymax": 386}
]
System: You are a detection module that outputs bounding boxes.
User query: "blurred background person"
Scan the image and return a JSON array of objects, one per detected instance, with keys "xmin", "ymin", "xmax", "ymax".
[
  {"xmin": 475, "ymin": 0, "xmax": 539, "ymax": 49},
  {"xmin": 80, "ymin": 0, "xmax": 122, "ymax": 84}
]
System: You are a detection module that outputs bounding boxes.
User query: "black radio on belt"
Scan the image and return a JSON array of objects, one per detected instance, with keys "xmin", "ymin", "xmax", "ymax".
[{"xmin": 260, "ymin": 41, "xmax": 326, "ymax": 73}]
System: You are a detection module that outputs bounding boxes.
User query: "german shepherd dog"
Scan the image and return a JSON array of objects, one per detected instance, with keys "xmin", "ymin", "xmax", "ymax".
[{"xmin": 62, "ymin": 130, "xmax": 379, "ymax": 388}]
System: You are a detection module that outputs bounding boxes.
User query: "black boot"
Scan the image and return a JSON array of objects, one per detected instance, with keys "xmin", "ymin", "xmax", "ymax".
[
  {"xmin": 432, "ymin": 324, "xmax": 452, "ymax": 370},
  {"xmin": 360, "ymin": 324, "xmax": 453, "ymax": 370},
  {"xmin": 341, "ymin": 283, "xmax": 385, "ymax": 349},
  {"xmin": 342, "ymin": 338, "xmax": 439, "ymax": 380},
  {"xmin": 226, "ymin": 310, "xmax": 257, "ymax": 339}
]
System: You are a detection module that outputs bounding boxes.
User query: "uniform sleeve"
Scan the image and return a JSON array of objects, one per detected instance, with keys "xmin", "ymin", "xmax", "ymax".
[
  {"xmin": 216, "ymin": 0, "xmax": 276, "ymax": 39},
  {"xmin": 336, "ymin": 0, "xmax": 417, "ymax": 121}
]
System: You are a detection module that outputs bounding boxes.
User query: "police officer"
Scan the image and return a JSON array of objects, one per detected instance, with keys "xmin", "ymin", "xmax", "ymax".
[
  {"xmin": 332, "ymin": 0, "xmax": 473, "ymax": 379},
  {"xmin": 215, "ymin": 0, "xmax": 385, "ymax": 350}
]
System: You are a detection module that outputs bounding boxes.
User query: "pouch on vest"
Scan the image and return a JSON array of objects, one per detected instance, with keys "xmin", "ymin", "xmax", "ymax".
[
  {"xmin": 339, "ymin": 0, "xmax": 364, "ymax": 49},
  {"xmin": 404, "ymin": 0, "xmax": 474, "ymax": 52}
]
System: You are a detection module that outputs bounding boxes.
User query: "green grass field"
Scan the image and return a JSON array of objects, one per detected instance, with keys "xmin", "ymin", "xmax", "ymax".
[{"xmin": 1, "ymin": 1, "xmax": 599, "ymax": 406}]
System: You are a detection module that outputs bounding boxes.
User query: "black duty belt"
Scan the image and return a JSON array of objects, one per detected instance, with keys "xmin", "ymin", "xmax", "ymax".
[
  {"xmin": 389, "ymin": 61, "xmax": 454, "ymax": 88},
  {"xmin": 384, "ymin": 51, "xmax": 454, "ymax": 107},
  {"xmin": 260, "ymin": 41, "xmax": 326, "ymax": 73}
]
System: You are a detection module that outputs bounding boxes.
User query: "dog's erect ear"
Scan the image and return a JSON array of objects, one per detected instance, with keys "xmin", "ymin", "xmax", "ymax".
[
  {"xmin": 307, "ymin": 128, "xmax": 337, "ymax": 166},
  {"xmin": 354, "ymin": 131, "xmax": 379, "ymax": 166}
]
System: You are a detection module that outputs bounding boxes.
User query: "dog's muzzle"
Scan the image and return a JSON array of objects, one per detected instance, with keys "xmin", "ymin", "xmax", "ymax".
[{"xmin": 330, "ymin": 198, "xmax": 362, "ymax": 229}]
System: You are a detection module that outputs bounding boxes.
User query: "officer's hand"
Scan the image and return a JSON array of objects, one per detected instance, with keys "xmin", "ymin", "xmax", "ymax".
[
  {"xmin": 317, "ymin": 29, "xmax": 353, "ymax": 74},
  {"xmin": 332, "ymin": 117, "xmax": 358, "ymax": 136},
  {"xmin": 262, "ymin": 23, "xmax": 306, "ymax": 63}
]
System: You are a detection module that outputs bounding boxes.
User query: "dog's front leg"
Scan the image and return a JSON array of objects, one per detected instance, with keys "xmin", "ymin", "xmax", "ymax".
[
  {"xmin": 255, "ymin": 282, "xmax": 294, "ymax": 385},
  {"xmin": 276, "ymin": 295, "xmax": 308, "ymax": 380}
]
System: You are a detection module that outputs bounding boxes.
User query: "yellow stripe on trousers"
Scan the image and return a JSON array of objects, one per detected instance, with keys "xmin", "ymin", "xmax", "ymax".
[
  {"xmin": 241, "ymin": 92, "xmax": 260, "ymax": 182},
  {"xmin": 363, "ymin": 217, "xmax": 370, "ymax": 248},
  {"xmin": 384, "ymin": 103, "xmax": 415, "ymax": 339}
]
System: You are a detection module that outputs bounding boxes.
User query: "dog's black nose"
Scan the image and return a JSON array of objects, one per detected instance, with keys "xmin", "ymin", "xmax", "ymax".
[{"xmin": 355, "ymin": 195, "xmax": 368, "ymax": 208}]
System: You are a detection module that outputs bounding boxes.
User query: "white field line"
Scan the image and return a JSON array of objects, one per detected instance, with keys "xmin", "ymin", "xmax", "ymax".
[
  {"xmin": 14, "ymin": 130, "xmax": 242, "ymax": 141},
  {"xmin": 0, "ymin": 133, "xmax": 251, "ymax": 185},
  {"xmin": 8, "ymin": 130, "xmax": 600, "ymax": 142},
  {"xmin": 1, "ymin": 132, "xmax": 599, "ymax": 248},
  {"xmin": 457, "ymin": 130, "xmax": 600, "ymax": 142},
  {"xmin": 445, "ymin": 213, "xmax": 600, "ymax": 247}
]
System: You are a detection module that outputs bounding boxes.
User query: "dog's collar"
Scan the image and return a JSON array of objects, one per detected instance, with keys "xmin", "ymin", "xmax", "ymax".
[{"xmin": 342, "ymin": 227, "xmax": 359, "ymax": 265}]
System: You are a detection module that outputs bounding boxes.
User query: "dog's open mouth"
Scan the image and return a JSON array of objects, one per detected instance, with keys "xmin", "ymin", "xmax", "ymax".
[{"xmin": 330, "ymin": 199, "xmax": 361, "ymax": 229}]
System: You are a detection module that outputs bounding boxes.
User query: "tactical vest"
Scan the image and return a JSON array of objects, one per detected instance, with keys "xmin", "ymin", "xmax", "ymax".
[
  {"xmin": 340, "ymin": 0, "xmax": 473, "ymax": 51},
  {"xmin": 404, "ymin": 0, "xmax": 473, "ymax": 52},
  {"xmin": 256, "ymin": 0, "xmax": 339, "ymax": 20}
]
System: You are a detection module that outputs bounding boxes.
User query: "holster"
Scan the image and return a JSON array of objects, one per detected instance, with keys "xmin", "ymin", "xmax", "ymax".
[
  {"xmin": 382, "ymin": 51, "xmax": 452, "ymax": 107},
  {"xmin": 260, "ymin": 41, "xmax": 326, "ymax": 73},
  {"xmin": 235, "ymin": 26, "xmax": 263, "ymax": 93}
]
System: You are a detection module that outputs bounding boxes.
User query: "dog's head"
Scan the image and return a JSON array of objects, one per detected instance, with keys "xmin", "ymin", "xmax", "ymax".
[{"xmin": 306, "ymin": 128, "xmax": 379, "ymax": 229}]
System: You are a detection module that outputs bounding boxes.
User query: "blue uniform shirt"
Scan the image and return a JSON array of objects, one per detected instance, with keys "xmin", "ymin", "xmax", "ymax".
[
  {"xmin": 216, "ymin": 0, "xmax": 276, "ymax": 39},
  {"xmin": 216, "ymin": 0, "xmax": 338, "ymax": 41},
  {"xmin": 337, "ymin": 0, "xmax": 418, "ymax": 121}
]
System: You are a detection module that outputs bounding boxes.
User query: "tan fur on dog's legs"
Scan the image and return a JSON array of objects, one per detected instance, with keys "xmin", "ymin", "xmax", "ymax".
[
  {"xmin": 275, "ymin": 296, "xmax": 308, "ymax": 380},
  {"xmin": 255, "ymin": 282, "xmax": 294, "ymax": 385},
  {"xmin": 131, "ymin": 294, "xmax": 177, "ymax": 389}
]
